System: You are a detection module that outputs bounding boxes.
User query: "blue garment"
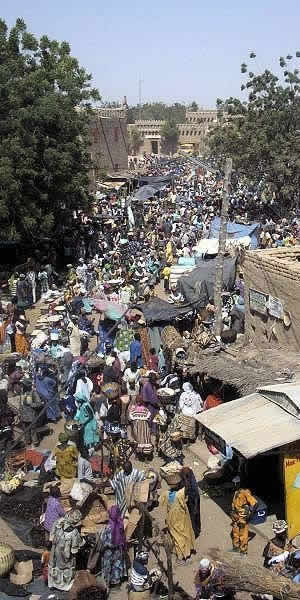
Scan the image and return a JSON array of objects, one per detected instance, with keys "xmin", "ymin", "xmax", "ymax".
[
  {"xmin": 78, "ymin": 315, "xmax": 94, "ymax": 335},
  {"xmin": 97, "ymin": 323, "xmax": 115, "ymax": 354},
  {"xmin": 130, "ymin": 339, "xmax": 143, "ymax": 368},
  {"xmin": 36, "ymin": 374, "xmax": 60, "ymax": 421},
  {"xmin": 75, "ymin": 401, "xmax": 99, "ymax": 448},
  {"xmin": 168, "ymin": 491, "xmax": 176, "ymax": 504}
]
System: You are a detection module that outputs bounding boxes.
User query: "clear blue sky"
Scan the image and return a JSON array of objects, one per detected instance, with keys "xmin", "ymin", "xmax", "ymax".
[{"xmin": 3, "ymin": 0, "xmax": 300, "ymax": 108}]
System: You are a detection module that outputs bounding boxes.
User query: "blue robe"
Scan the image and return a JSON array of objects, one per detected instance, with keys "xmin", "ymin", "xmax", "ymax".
[
  {"xmin": 36, "ymin": 374, "xmax": 60, "ymax": 422},
  {"xmin": 130, "ymin": 340, "xmax": 143, "ymax": 368}
]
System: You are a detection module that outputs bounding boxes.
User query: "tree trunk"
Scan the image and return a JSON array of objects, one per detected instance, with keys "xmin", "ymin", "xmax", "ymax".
[
  {"xmin": 207, "ymin": 548, "xmax": 300, "ymax": 600},
  {"xmin": 214, "ymin": 158, "xmax": 232, "ymax": 338}
]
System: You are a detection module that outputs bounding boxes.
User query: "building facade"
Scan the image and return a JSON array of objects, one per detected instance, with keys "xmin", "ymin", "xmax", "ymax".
[
  {"xmin": 128, "ymin": 108, "xmax": 218, "ymax": 156},
  {"xmin": 127, "ymin": 120, "xmax": 164, "ymax": 155},
  {"xmin": 243, "ymin": 247, "xmax": 300, "ymax": 352},
  {"xmin": 88, "ymin": 107, "xmax": 129, "ymax": 190}
]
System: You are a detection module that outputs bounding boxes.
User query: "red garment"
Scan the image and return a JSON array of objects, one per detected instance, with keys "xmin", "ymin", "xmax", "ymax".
[
  {"xmin": 148, "ymin": 355, "xmax": 159, "ymax": 371},
  {"xmin": 203, "ymin": 394, "xmax": 223, "ymax": 410}
]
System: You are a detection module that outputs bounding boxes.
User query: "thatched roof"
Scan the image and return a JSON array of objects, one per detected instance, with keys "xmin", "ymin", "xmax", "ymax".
[{"xmin": 181, "ymin": 346, "xmax": 300, "ymax": 396}]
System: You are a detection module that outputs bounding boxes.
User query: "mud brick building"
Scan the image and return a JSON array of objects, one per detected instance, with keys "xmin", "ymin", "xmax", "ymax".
[{"xmin": 89, "ymin": 107, "xmax": 129, "ymax": 189}]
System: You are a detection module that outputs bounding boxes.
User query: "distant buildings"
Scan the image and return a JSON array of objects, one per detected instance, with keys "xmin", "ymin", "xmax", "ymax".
[{"xmin": 128, "ymin": 107, "xmax": 218, "ymax": 156}]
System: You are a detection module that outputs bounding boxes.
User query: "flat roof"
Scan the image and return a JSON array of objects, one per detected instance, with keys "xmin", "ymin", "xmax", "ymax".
[{"xmin": 195, "ymin": 392, "xmax": 300, "ymax": 459}]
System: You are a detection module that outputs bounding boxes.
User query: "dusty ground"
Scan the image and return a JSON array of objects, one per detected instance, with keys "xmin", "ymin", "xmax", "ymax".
[
  {"xmin": 0, "ymin": 291, "xmax": 277, "ymax": 599},
  {"xmin": 0, "ymin": 424, "xmax": 275, "ymax": 599}
]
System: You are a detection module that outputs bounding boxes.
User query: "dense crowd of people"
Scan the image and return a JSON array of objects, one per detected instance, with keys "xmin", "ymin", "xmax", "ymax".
[{"xmin": 1, "ymin": 155, "xmax": 300, "ymax": 600}]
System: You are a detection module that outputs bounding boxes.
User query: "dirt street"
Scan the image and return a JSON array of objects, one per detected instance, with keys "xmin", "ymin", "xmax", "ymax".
[
  {"xmin": 0, "ymin": 419, "xmax": 274, "ymax": 599},
  {"xmin": 0, "ymin": 296, "xmax": 276, "ymax": 599}
]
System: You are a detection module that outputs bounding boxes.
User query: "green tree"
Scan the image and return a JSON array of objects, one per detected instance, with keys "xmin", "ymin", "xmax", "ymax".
[
  {"xmin": 160, "ymin": 120, "xmax": 179, "ymax": 155},
  {"xmin": 127, "ymin": 102, "xmax": 186, "ymax": 124},
  {"xmin": 208, "ymin": 52, "xmax": 300, "ymax": 209},
  {"xmin": 189, "ymin": 101, "xmax": 199, "ymax": 111},
  {"xmin": 128, "ymin": 126, "xmax": 143, "ymax": 155},
  {"xmin": 0, "ymin": 18, "xmax": 100, "ymax": 243}
]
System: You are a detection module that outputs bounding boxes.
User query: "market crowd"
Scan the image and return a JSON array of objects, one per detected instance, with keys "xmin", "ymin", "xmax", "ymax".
[{"xmin": 1, "ymin": 156, "xmax": 300, "ymax": 600}]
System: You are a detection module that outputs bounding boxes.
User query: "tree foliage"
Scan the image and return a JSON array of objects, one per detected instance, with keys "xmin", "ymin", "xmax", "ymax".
[
  {"xmin": 160, "ymin": 120, "xmax": 180, "ymax": 155},
  {"xmin": 127, "ymin": 102, "xmax": 186, "ymax": 124},
  {"xmin": 128, "ymin": 126, "xmax": 143, "ymax": 155},
  {"xmin": 0, "ymin": 18, "xmax": 100, "ymax": 243},
  {"xmin": 189, "ymin": 101, "xmax": 199, "ymax": 111},
  {"xmin": 209, "ymin": 52, "xmax": 300, "ymax": 204}
]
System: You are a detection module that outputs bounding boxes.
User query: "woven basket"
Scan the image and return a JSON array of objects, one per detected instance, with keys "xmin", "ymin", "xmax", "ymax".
[
  {"xmin": 102, "ymin": 382, "xmax": 120, "ymax": 400},
  {"xmin": 0, "ymin": 543, "xmax": 15, "ymax": 576},
  {"xmin": 161, "ymin": 326, "xmax": 183, "ymax": 351},
  {"xmin": 163, "ymin": 472, "xmax": 182, "ymax": 486}
]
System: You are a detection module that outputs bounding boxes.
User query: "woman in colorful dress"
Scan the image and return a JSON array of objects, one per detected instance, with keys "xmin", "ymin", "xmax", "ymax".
[
  {"xmin": 178, "ymin": 382, "xmax": 203, "ymax": 442},
  {"xmin": 48, "ymin": 509, "xmax": 84, "ymax": 591},
  {"xmin": 129, "ymin": 395, "xmax": 153, "ymax": 459},
  {"xmin": 91, "ymin": 505, "xmax": 128, "ymax": 589}
]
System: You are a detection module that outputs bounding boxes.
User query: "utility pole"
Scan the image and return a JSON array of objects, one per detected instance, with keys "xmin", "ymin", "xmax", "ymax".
[
  {"xmin": 138, "ymin": 76, "xmax": 142, "ymax": 121},
  {"xmin": 214, "ymin": 157, "xmax": 232, "ymax": 338}
]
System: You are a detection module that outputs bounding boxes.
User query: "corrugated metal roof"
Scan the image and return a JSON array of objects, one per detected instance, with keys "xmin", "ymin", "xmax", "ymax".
[
  {"xmin": 195, "ymin": 392, "xmax": 300, "ymax": 459},
  {"xmin": 258, "ymin": 384, "xmax": 300, "ymax": 417}
]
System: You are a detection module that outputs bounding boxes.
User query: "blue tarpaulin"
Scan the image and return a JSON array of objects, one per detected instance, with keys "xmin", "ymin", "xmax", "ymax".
[
  {"xmin": 209, "ymin": 217, "xmax": 260, "ymax": 249},
  {"xmin": 178, "ymin": 257, "xmax": 196, "ymax": 266}
]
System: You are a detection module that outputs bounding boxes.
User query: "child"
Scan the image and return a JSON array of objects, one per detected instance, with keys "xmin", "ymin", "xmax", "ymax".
[
  {"xmin": 161, "ymin": 265, "xmax": 171, "ymax": 293},
  {"xmin": 148, "ymin": 347, "xmax": 159, "ymax": 372}
]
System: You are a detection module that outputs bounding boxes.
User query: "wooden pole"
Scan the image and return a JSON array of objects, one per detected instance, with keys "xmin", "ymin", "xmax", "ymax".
[
  {"xmin": 214, "ymin": 158, "xmax": 232, "ymax": 338},
  {"xmin": 163, "ymin": 532, "xmax": 174, "ymax": 600}
]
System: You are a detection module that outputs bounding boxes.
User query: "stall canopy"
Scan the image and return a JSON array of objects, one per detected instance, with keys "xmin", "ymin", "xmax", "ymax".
[
  {"xmin": 177, "ymin": 256, "xmax": 236, "ymax": 309},
  {"xmin": 195, "ymin": 383, "xmax": 300, "ymax": 459},
  {"xmin": 138, "ymin": 174, "xmax": 173, "ymax": 185},
  {"xmin": 134, "ymin": 185, "xmax": 159, "ymax": 201},
  {"xmin": 209, "ymin": 217, "xmax": 260, "ymax": 249},
  {"xmin": 137, "ymin": 298, "xmax": 195, "ymax": 324}
]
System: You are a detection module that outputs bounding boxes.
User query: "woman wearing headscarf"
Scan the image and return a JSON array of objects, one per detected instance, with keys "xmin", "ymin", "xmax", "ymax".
[
  {"xmin": 142, "ymin": 372, "xmax": 159, "ymax": 427},
  {"xmin": 74, "ymin": 381, "xmax": 100, "ymax": 449},
  {"xmin": 161, "ymin": 479, "xmax": 196, "ymax": 563},
  {"xmin": 178, "ymin": 382, "xmax": 203, "ymax": 442},
  {"xmin": 129, "ymin": 395, "xmax": 153, "ymax": 459},
  {"xmin": 48, "ymin": 509, "xmax": 85, "ymax": 591},
  {"xmin": 15, "ymin": 315, "xmax": 30, "ymax": 356},
  {"xmin": 54, "ymin": 432, "xmax": 79, "ymax": 479},
  {"xmin": 103, "ymin": 356, "xmax": 120, "ymax": 384},
  {"xmin": 181, "ymin": 466, "xmax": 201, "ymax": 538},
  {"xmin": 88, "ymin": 505, "xmax": 127, "ymax": 589}
]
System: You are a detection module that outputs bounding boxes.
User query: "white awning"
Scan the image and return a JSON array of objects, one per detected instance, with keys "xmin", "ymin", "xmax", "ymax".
[{"xmin": 196, "ymin": 391, "xmax": 300, "ymax": 459}]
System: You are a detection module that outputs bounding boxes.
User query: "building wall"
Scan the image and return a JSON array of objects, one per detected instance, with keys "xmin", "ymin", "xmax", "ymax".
[
  {"xmin": 89, "ymin": 108, "xmax": 128, "ymax": 189},
  {"xmin": 128, "ymin": 109, "xmax": 218, "ymax": 155},
  {"xmin": 243, "ymin": 248, "xmax": 300, "ymax": 352},
  {"xmin": 128, "ymin": 121, "xmax": 164, "ymax": 155},
  {"xmin": 186, "ymin": 109, "xmax": 218, "ymax": 125}
]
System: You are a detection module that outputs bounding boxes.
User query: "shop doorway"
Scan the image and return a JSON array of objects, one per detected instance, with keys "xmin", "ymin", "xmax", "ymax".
[{"xmin": 151, "ymin": 140, "xmax": 158, "ymax": 154}]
